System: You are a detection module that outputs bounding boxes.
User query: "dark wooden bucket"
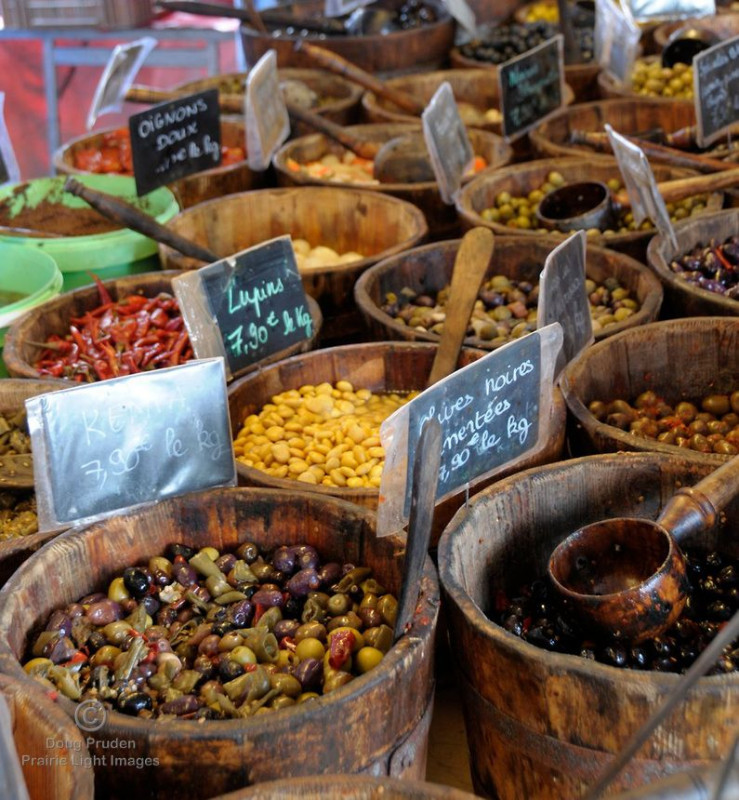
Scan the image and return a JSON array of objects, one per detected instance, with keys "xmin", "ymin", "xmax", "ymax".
[
  {"xmin": 0, "ymin": 379, "xmax": 68, "ymax": 587},
  {"xmin": 272, "ymin": 123, "xmax": 512, "ymax": 242},
  {"xmin": 646, "ymin": 208, "xmax": 739, "ymax": 318},
  {"xmin": 449, "ymin": 47, "xmax": 600, "ymax": 103},
  {"xmin": 529, "ymin": 98, "xmax": 698, "ymax": 161},
  {"xmin": 354, "ymin": 236, "xmax": 662, "ymax": 347},
  {"xmin": 438, "ymin": 451, "xmax": 739, "ymax": 798},
  {"xmin": 0, "ymin": 673, "xmax": 94, "ymax": 799},
  {"xmin": 0, "ymin": 487, "xmax": 438, "ymax": 799},
  {"xmin": 173, "ymin": 68, "xmax": 364, "ymax": 129},
  {"xmin": 239, "ymin": 0, "xmax": 455, "ymax": 76},
  {"xmin": 156, "ymin": 186, "xmax": 427, "ymax": 344},
  {"xmin": 454, "ymin": 157, "xmax": 723, "ymax": 262},
  {"xmin": 227, "ymin": 341, "xmax": 566, "ymax": 546},
  {"xmin": 561, "ymin": 317, "xmax": 739, "ymax": 465},
  {"xmin": 1, "ymin": 271, "xmax": 322, "ymax": 383},
  {"xmin": 213, "ymin": 775, "xmax": 479, "ymax": 799},
  {"xmin": 52, "ymin": 120, "xmax": 265, "ymax": 209}
]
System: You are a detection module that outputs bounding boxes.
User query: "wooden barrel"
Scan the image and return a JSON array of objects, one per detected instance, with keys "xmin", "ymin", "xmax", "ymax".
[
  {"xmin": 0, "ymin": 674, "xmax": 94, "ymax": 800},
  {"xmin": 272, "ymin": 123, "xmax": 513, "ymax": 241},
  {"xmin": 646, "ymin": 209, "xmax": 739, "ymax": 318},
  {"xmin": 354, "ymin": 236, "xmax": 662, "ymax": 347},
  {"xmin": 52, "ymin": 120, "xmax": 265, "ymax": 209},
  {"xmin": 156, "ymin": 186, "xmax": 427, "ymax": 344},
  {"xmin": 213, "ymin": 775, "xmax": 478, "ymax": 799},
  {"xmin": 529, "ymin": 98, "xmax": 697, "ymax": 161},
  {"xmin": 238, "ymin": 0, "xmax": 455, "ymax": 76},
  {"xmin": 454, "ymin": 157, "xmax": 723, "ymax": 262},
  {"xmin": 0, "ymin": 379, "xmax": 68, "ymax": 587},
  {"xmin": 2, "ymin": 271, "xmax": 322, "ymax": 382},
  {"xmin": 449, "ymin": 47, "xmax": 600, "ymax": 104},
  {"xmin": 227, "ymin": 341, "xmax": 566, "ymax": 546},
  {"xmin": 173, "ymin": 68, "xmax": 364, "ymax": 129},
  {"xmin": 560, "ymin": 317, "xmax": 739, "ymax": 465},
  {"xmin": 0, "ymin": 487, "xmax": 438, "ymax": 799},
  {"xmin": 437, "ymin": 451, "xmax": 739, "ymax": 799}
]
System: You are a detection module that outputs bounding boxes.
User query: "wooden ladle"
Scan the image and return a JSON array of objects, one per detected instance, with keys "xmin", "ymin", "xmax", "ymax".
[
  {"xmin": 548, "ymin": 454, "xmax": 739, "ymax": 642},
  {"xmin": 426, "ymin": 227, "xmax": 495, "ymax": 387},
  {"xmin": 536, "ymin": 168, "xmax": 739, "ymax": 233}
]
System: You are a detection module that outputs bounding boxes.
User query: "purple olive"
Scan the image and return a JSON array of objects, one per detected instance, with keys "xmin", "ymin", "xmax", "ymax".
[
  {"xmin": 293, "ymin": 657, "xmax": 322, "ymax": 689},
  {"xmin": 286, "ymin": 568, "xmax": 321, "ymax": 598},
  {"xmin": 251, "ymin": 588, "xmax": 285, "ymax": 608},
  {"xmin": 318, "ymin": 562, "xmax": 342, "ymax": 588},
  {"xmin": 272, "ymin": 546, "xmax": 297, "ymax": 574},
  {"xmin": 294, "ymin": 545, "xmax": 320, "ymax": 571},
  {"xmin": 273, "ymin": 619, "xmax": 301, "ymax": 641},
  {"xmin": 216, "ymin": 553, "xmax": 237, "ymax": 573},
  {"xmin": 43, "ymin": 635, "xmax": 78, "ymax": 664},
  {"xmin": 45, "ymin": 611, "xmax": 72, "ymax": 637},
  {"xmin": 80, "ymin": 592, "xmax": 106, "ymax": 606},
  {"xmin": 172, "ymin": 562, "xmax": 198, "ymax": 587},
  {"xmin": 142, "ymin": 595, "xmax": 160, "ymax": 616},
  {"xmin": 226, "ymin": 600, "xmax": 254, "ymax": 627},
  {"xmin": 86, "ymin": 600, "xmax": 123, "ymax": 626},
  {"xmin": 160, "ymin": 695, "xmax": 200, "ymax": 716}
]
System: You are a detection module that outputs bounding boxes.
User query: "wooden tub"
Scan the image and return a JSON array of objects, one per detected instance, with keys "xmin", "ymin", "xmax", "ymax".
[
  {"xmin": 156, "ymin": 186, "xmax": 427, "ymax": 344},
  {"xmin": 2, "ymin": 272, "xmax": 322, "ymax": 382},
  {"xmin": 53, "ymin": 119, "xmax": 265, "ymax": 210},
  {"xmin": 561, "ymin": 317, "xmax": 739, "ymax": 465},
  {"xmin": 272, "ymin": 122, "xmax": 512, "ymax": 241},
  {"xmin": 438, "ymin": 451, "xmax": 739, "ymax": 798},
  {"xmin": 454, "ymin": 157, "xmax": 723, "ymax": 262},
  {"xmin": 227, "ymin": 341, "xmax": 566, "ymax": 546},
  {"xmin": 354, "ymin": 236, "xmax": 662, "ymax": 347},
  {"xmin": 646, "ymin": 208, "xmax": 739, "ymax": 318},
  {"xmin": 0, "ymin": 487, "xmax": 438, "ymax": 799}
]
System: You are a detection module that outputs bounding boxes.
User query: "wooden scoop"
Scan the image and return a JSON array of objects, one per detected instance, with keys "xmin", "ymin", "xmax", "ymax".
[
  {"xmin": 296, "ymin": 41, "xmax": 426, "ymax": 116},
  {"xmin": 62, "ymin": 177, "xmax": 220, "ymax": 264},
  {"xmin": 427, "ymin": 227, "xmax": 495, "ymax": 387},
  {"xmin": 548, "ymin": 453, "xmax": 739, "ymax": 642}
]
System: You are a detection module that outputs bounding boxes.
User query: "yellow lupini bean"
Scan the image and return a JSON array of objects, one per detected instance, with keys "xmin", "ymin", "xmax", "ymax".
[{"xmin": 233, "ymin": 381, "xmax": 416, "ymax": 488}]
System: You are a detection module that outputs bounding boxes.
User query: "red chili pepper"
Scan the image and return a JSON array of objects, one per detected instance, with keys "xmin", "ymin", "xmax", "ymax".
[
  {"xmin": 253, "ymin": 603, "xmax": 268, "ymax": 625},
  {"xmin": 60, "ymin": 651, "xmax": 88, "ymax": 668},
  {"xmin": 89, "ymin": 272, "xmax": 113, "ymax": 306},
  {"xmin": 328, "ymin": 629, "xmax": 355, "ymax": 670},
  {"xmin": 713, "ymin": 245, "xmax": 735, "ymax": 274}
]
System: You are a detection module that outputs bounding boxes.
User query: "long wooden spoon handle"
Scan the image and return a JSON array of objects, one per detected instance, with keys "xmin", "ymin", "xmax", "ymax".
[
  {"xmin": 613, "ymin": 168, "xmax": 739, "ymax": 208},
  {"xmin": 427, "ymin": 227, "xmax": 495, "ymax": 387},
  {"xmin": 285, "ymin": 102, "xmax": 381, "ymax": 159},
  {"xmin": 296, "ymin": 41, "xmax": 426, "ymax": 116}
]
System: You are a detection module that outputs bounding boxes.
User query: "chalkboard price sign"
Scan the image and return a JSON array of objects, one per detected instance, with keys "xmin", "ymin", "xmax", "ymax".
[
  {"xmin": 26, "ymin": 359, "xmax": 235, "ymax": 529},
  {"xmin": 245, "ymin": 50, "xmax": 291, "ymax": 171},
  {"xmin": 129, "ymin": 89, "xmax": 222, "ymax": 196},
  {"xmin": 172, "ymin": 236, "xmax": 313, "ymax": 379},
  {"xmin": 537, "ymin": 231, "xmax": 593, "ymax": 376},
  {"xmin": 498, "ymin": 35, "xmax": 565, "ymax": 140},
  {"xmin": 694, "ymin": 35, "xmax": 739, "ymax": 148},
  {"xmin": 422, "ymin": 82, "xmax": 474, "ymax": 204}
]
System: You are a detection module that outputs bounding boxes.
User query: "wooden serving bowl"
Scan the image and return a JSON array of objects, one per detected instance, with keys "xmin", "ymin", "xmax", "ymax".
[
  {"xmin": 529, "ymin": 97, "xmax": 698, "ymax": 160},
  {"xmin": 449, "ymin": 46, "xmax": 600, "ymax": 104},
  {"xmin": 0, "ymin": 674, "xmax": 94, "ymax": 799},
  {"xmin": 157, "ymin": 186, "xmax": 427, "ymax": 343},
  {"xmin": 173, "ymin": 68, "xmax": 364, "ymax": 131},
  {"xmin": 53, "ymin": 119, "xmax": 264, "ymax": 210},
  {"xmin": 354, "ymin": 236, "xmax": 662, "ymax": 348},
  {"xmin": 239, "ymin": 0, "xmax": 455, "ymax": 76},
  {"xmin": 454, "ymin": 156, "xmax": 724, "ymax": 261},
  {"xmin": 227, "ymin": 341, "xmax": 566, "ymax": 546},
  {"xmin": 0, "ymin": 487, "xmax": 438, "ymax": 799},
  {"xmin": 0, "ymin": 379, "xmax": 69, "ymax": 587},
  {"xmin": 561, "ymin": 317, "xmax": 739, "ymax": 465},
  {"xmin": 272, "ymin": 122, "xmax": 513, "ymax": 241},
  {"xmin": 647, "ymin": 208, "xmax": 739, "ymax": 318},
  {"xmin": 2, "ymin": 271, "xmax": 322, "ymax": 383}
]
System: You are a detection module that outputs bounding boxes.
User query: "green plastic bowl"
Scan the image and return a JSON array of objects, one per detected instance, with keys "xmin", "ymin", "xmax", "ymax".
[
  {"xmin": 0, "ymin": 243, "xmax": 63, "ymax": 376},
  {"xmin": 0, "ymin": 175, "xmax": 179, "ymax": 291}
]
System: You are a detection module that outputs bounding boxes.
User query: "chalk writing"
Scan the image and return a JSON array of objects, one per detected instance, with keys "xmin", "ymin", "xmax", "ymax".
[{"xmin": 694, "ymin": 35, "xmax": 739, "ymax": 147}]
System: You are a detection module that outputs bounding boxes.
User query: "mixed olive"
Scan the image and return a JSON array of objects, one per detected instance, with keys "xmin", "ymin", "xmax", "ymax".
[
  {"xmin": 381, "ymin": 272, "xmax": 639, "ymax": 348},
  {"xmin": 0, "ymin": 491, "xmax": 38, "ymax": 541},
  {"xmin": 588, "ymin": 390, "xmax": 739, "ymax": 455},
  {"xmin": 480, "ymin": 171, "xmax": 709, "ymax": 236},
  {"xmin": 494, "ymin": 548, "xmax": 739, "ymax": 673},
  {"xmin": 669, "ymin": 234, "xmax": 739, "ymax": 300},
  {"xmin": 0, "ymin": 409, "xmax": 30, "ymax": 456},
  {"xmin": 23, "ymin": 542, "xmax": 397, "ymax": 718},
  {"xmin": 233, "ymin": 381, "xmax": 416, "ymax": 488}
]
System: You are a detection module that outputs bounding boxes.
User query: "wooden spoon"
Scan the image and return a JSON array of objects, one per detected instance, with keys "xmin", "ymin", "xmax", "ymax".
[{"xmin": 427, "ymin": 227, "xmax": 495, "ymax": 387}]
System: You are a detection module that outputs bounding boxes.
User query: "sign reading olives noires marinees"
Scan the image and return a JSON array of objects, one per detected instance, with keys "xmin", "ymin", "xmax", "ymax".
[
  {"xmin": 376, "ymin": 323, "xmax": 563, "ymax": 535},
  {"xmin": 26, "ymin": 359, "xmax": 236, "ymax": 530},
  {"xmin": 694, "ymin": 35, "xmax": 739, "ymax": 148},
  {"xmin": 128, "ymin": 89, "xmax": 222, "ymax": 196},
  {"xmin": 498, "ymin": 34, "xmax": 565, "ymax": 140},
  {"xmin": 172, "ymin": 236, "xmax": 313, "ymax": 381},
  {"xmin": 537, "ymin": 230, "xmax": 593, "ymax": 377}
]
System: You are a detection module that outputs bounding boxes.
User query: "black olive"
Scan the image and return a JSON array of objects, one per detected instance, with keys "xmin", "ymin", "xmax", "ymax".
[
  {"xmin": 168, "ymin": 543, "xmax": 195, "ymax": 560},
  {"xmin": 117, "ymin": 692, "xmax": 153, "ymax": 715}
]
